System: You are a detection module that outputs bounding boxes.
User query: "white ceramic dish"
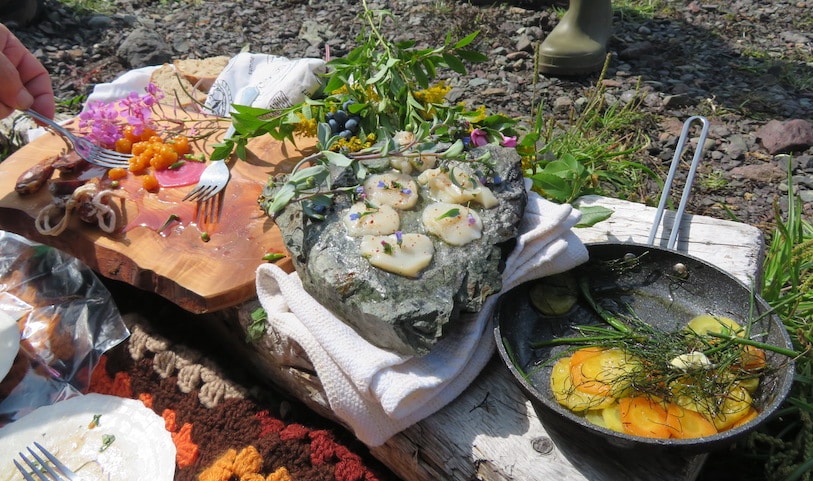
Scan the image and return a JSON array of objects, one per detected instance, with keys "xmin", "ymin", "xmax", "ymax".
[
  {"xmin": 0, "ymin": 309, "xmax": 19, "ymax": 383},
  {"xmin": 0, "ymin": 393, "xmax": 175, "ymax": 481}
]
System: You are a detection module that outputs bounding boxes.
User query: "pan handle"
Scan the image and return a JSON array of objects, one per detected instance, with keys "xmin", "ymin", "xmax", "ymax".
[{"xmin": 647, "ymin": 115, "xmax": 711, "ymax": 249}]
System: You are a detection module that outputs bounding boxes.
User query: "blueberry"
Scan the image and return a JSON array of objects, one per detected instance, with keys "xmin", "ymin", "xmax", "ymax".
[
  {"xmin": 345, "ymin": 118, "xmax": 359, "ymax": 132},
  {"xmin": 328, "ymin": 118, "xmax": 339, "ymax": 133},
  {"xmin": 343, "ymin": 99, "xmax": 355, "ymax": 111},
  {"xmin": 334, "ymin": 110, "xmax": 348, "ymax": 124},
  {"xmin": 339, "ymin": 129, "xmax": 352, "ymax": 139}
]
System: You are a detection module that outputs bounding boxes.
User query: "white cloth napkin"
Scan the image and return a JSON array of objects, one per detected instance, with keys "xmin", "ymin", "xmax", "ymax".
[
  {"xmin": 255, "ymin": 187, "xmax": 589, "ymax": 446},
  {"xmin": 203, "ymin": 53, "xmax": 327, "ymax": 117},
  {"xmin": 85, "ymin": 66, "xmax": 159, "ymax": 104}
]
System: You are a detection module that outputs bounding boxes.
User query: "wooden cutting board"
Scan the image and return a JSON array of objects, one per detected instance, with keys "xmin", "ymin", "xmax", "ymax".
[{"xmin": 0, "ymin": 115, "xmax": 317, "ymax": 313}]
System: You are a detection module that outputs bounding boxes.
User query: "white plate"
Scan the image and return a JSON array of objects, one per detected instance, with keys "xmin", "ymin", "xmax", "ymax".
[
  {"xmin": 0, "ymin": 393, "xmax": 175, "ymax": 481},
  {"xmin": 0, "ymin": 309, "xmax": 19, "ymax": 382}
]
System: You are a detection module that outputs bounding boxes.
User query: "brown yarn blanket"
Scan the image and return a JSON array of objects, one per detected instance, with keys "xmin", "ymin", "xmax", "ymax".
[{"xmin": 88, "ymin": 312, "xmax": 398, "ymax": 481}]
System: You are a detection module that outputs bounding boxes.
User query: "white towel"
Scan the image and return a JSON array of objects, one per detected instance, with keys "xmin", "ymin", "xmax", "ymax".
[
  {"xmin": 204, "ymin": 53, "xmax": 326, "ymax": 117},
  {"xmin": 255, "ymin": 188, "xmax": 589, "ymax": 446}
]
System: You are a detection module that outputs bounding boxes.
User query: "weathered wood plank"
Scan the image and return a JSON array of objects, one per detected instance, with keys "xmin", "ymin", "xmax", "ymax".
[
  {"xmin": 233, "ymin": 196, "xmax": 764, "ymax": 481},
  {"xmin": 573, "ymin": 195, "xmax": 764, "ymax": 286}
]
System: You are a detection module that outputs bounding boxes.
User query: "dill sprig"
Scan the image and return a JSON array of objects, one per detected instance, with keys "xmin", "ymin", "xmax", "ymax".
[{"xmin": 532, "ymin": 273, "xmax": 799, "ymax": 417}]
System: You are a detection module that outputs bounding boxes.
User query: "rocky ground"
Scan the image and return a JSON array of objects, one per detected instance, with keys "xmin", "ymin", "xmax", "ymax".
[
  {"xmin": 1, "ymin": 1, "xmax": 811, "ymax": 479},
  {"xmin": 3, "ymin": 0, "xmax": 813, "ymax": 236}
]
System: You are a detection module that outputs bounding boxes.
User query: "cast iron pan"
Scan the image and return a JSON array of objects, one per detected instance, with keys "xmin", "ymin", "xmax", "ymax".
[{"xmin": 494, "ymin": 242, "xmax": 795, "ymax": 453}]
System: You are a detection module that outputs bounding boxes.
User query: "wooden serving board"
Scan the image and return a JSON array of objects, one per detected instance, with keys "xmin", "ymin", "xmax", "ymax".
[{"xmin": 0, "ymin": 115, "xmax": 316, "ymax": 313}]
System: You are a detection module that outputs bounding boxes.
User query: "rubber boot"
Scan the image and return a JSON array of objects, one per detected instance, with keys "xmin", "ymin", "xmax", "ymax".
[
  {"xmin": 0, "ymin": 0, "xmax": 41, "ymax": 26},
  {"xmin": 538, "ymin": 0, "xmax": 613, "ymax": 76}
]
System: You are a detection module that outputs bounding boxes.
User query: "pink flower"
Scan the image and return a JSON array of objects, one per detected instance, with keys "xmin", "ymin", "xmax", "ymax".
[
  {"xmin": 79, "ymin": 101, "xmax": 122, "ymax": 147},
  {"xmin": 470, "ymin": 128, "xmax": 488, "ymax": 147},
  {"xmin": 500, "ymin": 134, "xmax": 517, "ymax": 148}
]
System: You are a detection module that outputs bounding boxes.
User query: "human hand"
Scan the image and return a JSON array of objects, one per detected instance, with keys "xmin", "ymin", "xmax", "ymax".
[{"xmin": 0, "ymin": 23, "xmax": 54, "ymax": 119}]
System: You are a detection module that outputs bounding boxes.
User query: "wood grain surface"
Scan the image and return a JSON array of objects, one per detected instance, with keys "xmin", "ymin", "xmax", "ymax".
[
  {"xmin": 0, "ymin": 115, "xmax": 316, "ymax": 313},
  {"xmin": 221, "ymin": 195, "xmax": 765, "ymax": 481}
]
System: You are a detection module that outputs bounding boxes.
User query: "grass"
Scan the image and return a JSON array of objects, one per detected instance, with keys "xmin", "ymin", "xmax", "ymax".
[
  {"xmin": 522, "ymin": 57, "xmax": 657, "ymax": 205},
  {"xmin": 735, "ymin": 165, "xmax": 813, "ymax": 481},
  {"xmin": 521, "ymin": 43, "xmax": 813, "ymax": 480}
]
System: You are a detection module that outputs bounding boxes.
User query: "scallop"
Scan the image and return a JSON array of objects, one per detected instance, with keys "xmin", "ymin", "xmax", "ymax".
[
  {"xmin": 360, "ymin": 233, "xmax": 435, "ymax": 277},
  {"xmin": 416, "ymin": 166, "xmax": 498, "ymax": 208},
  {"xmin": 343, "ymin": 202, "xmax": 400, "ymax": 236},
  {"xmin": 421, "ymin": 202, "xmax": 483, "ymax": 246},
  {"xmin": 363, "ymin": 172, "xmax": 419, "ymax": 210}
]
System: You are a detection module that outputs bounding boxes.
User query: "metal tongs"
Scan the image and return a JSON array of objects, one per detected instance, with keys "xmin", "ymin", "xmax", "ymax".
[{"xmin": 647, "ymin": 115, "xmax": 711, "ymax": 249}]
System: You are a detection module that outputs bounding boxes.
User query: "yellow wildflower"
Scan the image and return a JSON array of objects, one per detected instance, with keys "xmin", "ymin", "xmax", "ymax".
[
  {"xmin": 330, "ymin": 133, "xmax": 377, "ymax": 153},
  {"xmin": 414, "ymin": 81, "xmax": 451, "ymax": 105},
  {"xmin": 468, "ymin": 105, "xmax": 487, "ymax": 124},
  {"xmin": 294, "ymin": 112, "xmax": 318, "ymax": 137}
]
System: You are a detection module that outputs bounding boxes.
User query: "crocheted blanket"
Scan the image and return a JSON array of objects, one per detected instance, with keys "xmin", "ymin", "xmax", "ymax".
[{"xmin": 87, "ymin": 314, "xmax": 397, "ymax": 481}]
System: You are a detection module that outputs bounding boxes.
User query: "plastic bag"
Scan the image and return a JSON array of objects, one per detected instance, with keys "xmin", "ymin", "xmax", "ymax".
[{"xmin": 0, "ymin": 230, "xmax": 129, "ymax": 425}]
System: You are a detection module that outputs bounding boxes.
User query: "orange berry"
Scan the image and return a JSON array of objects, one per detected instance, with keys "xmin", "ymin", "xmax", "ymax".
[
  {"xmin": 148, "ymin": 135, "xmax": 164, "ymax": 144},
  {"xmin": 140, "ymin": 127, "xmax": 157, "ymax": 141},
  {"xmin": 108, "ymin": 167, "xmax": 128, "ymax": 180},
  {"xmin": 131, "ymin": 141, "xmax": 148, "ymax": 156},
  {"xmin": 169, "ymin": 135, "xmax": 190, "ymax": 155},
  {"xmin": 142, "ymin": 174, "xmax": 159, "ymax": 192},
  {"xmin": 123, "ymin": 125, "xmax": 140, "ymax": 143},
  {"xmin": 115, "ymin": 137, "xmax": 133, "ymax": 154}
]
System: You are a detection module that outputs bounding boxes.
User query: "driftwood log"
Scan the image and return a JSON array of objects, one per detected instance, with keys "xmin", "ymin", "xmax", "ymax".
[{"xmin": 220, "ymin": 195, "xmax": 764, "ymax": 481}]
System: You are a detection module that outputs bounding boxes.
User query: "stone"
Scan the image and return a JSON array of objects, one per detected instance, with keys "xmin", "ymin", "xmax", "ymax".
[
  {"xmin": 725, "ymin": 134, "xmax": 749, "ymax": 160},
  {"xmin": 729, "ymin": 163, "xmax": 786, "ymax": 183},
  {"xmin": 116, "ymin": 27, "xmax": 172, "ymax": 68},
  {"xmin": 756, "ymin": 119, "xmax": 813, "ymax": 155},
  {"xmin": 273, "ymin": 145, "xmax": 526, "ymax": 356}
]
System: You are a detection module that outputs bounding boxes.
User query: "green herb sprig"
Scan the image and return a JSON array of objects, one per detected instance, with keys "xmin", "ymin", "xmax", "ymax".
[{"xmin": 210, "ymin": 1, "xmax": 516, "ymax": 219}]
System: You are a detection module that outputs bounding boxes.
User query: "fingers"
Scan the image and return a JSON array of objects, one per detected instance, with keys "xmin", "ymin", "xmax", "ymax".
[
  {"xmin": 0, "ymin": 23, "xmax": 54, "ymax": 119},
  {"xmin": 0, "ymin": 44, "xmax": 28, "ymax": 117}
]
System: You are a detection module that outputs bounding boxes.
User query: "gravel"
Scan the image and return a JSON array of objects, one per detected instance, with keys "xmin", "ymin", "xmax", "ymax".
[
  {"xmin": 5, "ymin": 0, "xmax": 813, "ymax": 234},
  {"xmin": 3, "ymin": 0, "xmax": 812, "ymax": 478}
]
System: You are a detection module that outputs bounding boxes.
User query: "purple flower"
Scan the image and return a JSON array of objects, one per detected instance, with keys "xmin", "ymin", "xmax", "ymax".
[
  {"xmin": 79, "ymin": 101, "xmax": 122, "ymax": 147},
  {"xmin": 401, "ymin": 188, "xmax": 412, "ymax": 195},
  {"xmin": 349, "ymin": 212, "xmax": 361, "ymax": 221},
  {"xmin": 500, "ymin": 134, "xmax": 517, "ymax": 148},
  {"xmin": 395, "ymin": 230, "xmax": 403, "ymax": 246},
  {"xmin": 467, "ymin": 213, "xmax": 476, "ymax": 226},
  {"xmin": 470, "ymin": 128, "xmax": 489, "ymax": 147}
]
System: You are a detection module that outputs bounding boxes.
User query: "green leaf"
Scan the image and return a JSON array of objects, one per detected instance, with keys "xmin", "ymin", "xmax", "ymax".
[
  {"xmin": 436, "ymin": 208, "xmax": 461, "ymax": 220},
  {"xmin": 264, "ymin": 183, "xmax": 297, "ymax": 217},
  {"xmin": 440, "ymin": 139, "xmax": 465, "ymax": 158},
  {"xmin": 529, "ymin": 173, "xmax": 572, "ymax": 204},
  {"xmin": 456, "ymin": 49, "xmax": 488, "ymax": 63},
  {"xmin": 411, "ymin": 63, "xmax": 429, "ymax": 89},
  {"xmin": 246, "ymin": 307, "xmax": 268, "ymax": 342},
  {"xmin": 442, "ymin": 52, "xmax": 466, "ymax": 74},
  {"xmin": 235, "ymin": 139, "xmax": 247, "ymax": 160},
  {"xmin": 322, "ymin": 150, "xmax": 354, "ymax": 168},
  {"xmin": 575, "ymin": 205, "xmax": 614, "ymax": 228},
  {"xmin": 317, "ymin": 122, "xmax": 332, "ymax": 147},
  {"xmin": 289, "ymin": 164, "xmax": 328, "ymax": 183},
  {"xmin": 453, "ymin": 31, "xmax": 479, "ymax": 49},
  {"xmin": 209, "ymin": 141, "xmax": 234, "ymax": 161}
]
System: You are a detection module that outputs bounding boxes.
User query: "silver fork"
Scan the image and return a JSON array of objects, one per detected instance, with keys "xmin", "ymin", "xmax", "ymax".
[
  {"xmin": 13, "ymin": 442, "xmax": 85, "ymax": 481},
  {"xmin": 182, "ymin": 86, "xmax": 259, "ymax": 226},
  {"xmin": 23, "ymin": 109, "xmax": 131, "ymax": 169}
]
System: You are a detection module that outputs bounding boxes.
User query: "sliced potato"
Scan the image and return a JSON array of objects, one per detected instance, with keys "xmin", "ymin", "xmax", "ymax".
[
  {"xmin": 550, "ymin": 357, "xmax": 614, "ymax": 412},
  {"xmin": 686, "ymin": 314, "xmax": 743, "ymax": 337},
  {"xmin": 570, "ymin": 347, "xmax": 640, "ymax": 397}
]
